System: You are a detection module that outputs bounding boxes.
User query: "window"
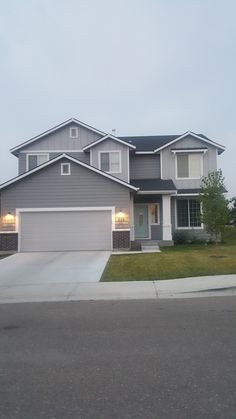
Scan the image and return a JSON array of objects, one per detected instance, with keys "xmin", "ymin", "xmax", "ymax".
[
  {"xmin": 100, "ymin": 151, "xmax": 121, "ymax": 173},
  {"xmin": 176, "ymin": 153, "xmax": 202, "ymax": 179},
  {"xmin": 61, "ymin": 163, "xmax": 71, "ymax": 175},
  {"xmin": 177, "ymin": 199, "xmax": 201, "ymax": 228},
  {"xmin": 150, "ymin": 204, "xmax": 159, "ymax": 224},
  {"xmin": 70, "ymin": 127, "xmax": 78, "ymax": 138},
  {"xmin": 27, "ymin": 154, "xmax": 49, "ymax": 171}
]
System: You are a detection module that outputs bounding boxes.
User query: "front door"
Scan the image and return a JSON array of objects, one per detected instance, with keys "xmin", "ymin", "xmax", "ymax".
[{"xmin": 134, "ymin": 204, "xmax": 149, "ymax": 238}]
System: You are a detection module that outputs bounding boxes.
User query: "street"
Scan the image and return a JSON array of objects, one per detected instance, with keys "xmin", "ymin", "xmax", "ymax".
[{"xmin": 0, "ymin": 297, "xmax": 236, "ymax": 419}]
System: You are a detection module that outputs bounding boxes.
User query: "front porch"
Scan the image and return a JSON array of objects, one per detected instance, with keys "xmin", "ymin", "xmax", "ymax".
[{"xmin": 130, "ymin": 193, "xmax": 174, "ymax": 247}]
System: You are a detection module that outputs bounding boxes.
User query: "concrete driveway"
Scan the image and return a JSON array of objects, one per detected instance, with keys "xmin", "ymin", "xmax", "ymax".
[{"xmin": 0, "ymin": 251, "xmax": 110, "ymax": 303}]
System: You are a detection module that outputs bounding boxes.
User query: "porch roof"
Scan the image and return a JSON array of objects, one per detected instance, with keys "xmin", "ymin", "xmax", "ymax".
[{"xmin": 131, "ymin": 178, "xmax": 176, "ymax": 194}]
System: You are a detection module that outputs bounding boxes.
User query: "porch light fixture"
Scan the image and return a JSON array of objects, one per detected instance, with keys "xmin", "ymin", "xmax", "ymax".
[
  {"xmin": 5, "ymin": 212, "xmax": 14, "ymax": 223},
  {"xmin": 117, "ymin": 209, "xmax": 125, "ymax": 223}
]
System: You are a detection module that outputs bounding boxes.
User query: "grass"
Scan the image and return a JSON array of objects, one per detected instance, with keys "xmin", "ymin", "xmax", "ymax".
[{"xmin": 101, "ymin": 227, "xmax": 236, "ymax": 282}]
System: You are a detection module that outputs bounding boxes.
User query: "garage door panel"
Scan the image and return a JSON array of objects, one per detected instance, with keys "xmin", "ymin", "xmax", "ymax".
[{"xmin": 20, "ymin": 210, "xmax": 112, "ymax": 251}]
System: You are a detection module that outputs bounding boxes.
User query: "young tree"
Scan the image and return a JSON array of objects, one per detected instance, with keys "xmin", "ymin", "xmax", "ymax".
[
  {"xmin": 230, "ymin": 197, "xmax": 236, "ymax": 226},
  {"xmin": 199, "ymin": 170, "xmax": 230, "ymax": 242}
]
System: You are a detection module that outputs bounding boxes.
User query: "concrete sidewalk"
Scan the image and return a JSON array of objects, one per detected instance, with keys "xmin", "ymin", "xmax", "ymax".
[{"xmin": 0, "ymin": 274, "xmax": 236, "ymax": 304}]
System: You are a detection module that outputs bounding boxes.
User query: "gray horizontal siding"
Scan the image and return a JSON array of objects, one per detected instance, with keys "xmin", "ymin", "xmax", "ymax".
[
  {"xmin": 130, "ymin": 155, "xmax": 160, "ymax": 179},
  {"xmin": 19, "ymin": 123, "xmax": 101, "ymax": 152},
  {"xmin": 0, "ymin": 159, "xmax": 131, "ymax": 231},
  {"xmin": 18, "ymin": 152, "xmax": 90, "ymax": 174}
]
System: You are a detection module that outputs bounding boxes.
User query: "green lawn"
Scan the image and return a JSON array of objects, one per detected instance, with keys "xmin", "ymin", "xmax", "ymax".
[{"xmin": 101, "ymin": 227, "xmax": 236, "ymax": 281}]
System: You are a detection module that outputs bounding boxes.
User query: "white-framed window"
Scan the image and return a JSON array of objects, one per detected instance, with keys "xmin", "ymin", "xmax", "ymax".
[
  {"xmin": 99, "ymin": 151, "xmax": 121, "ymax": 173},
  {"xmin": 177, "ymin": 198, "xmax": 202, "ymax": 228},
  {"xmin": 176, "ymin": 153, "xmax": 202, "ymax": 179},
  {"xmin": 70, "ymin": 127, "xmax": 78, "ymax": 138},
  {"xmin": 150, "ymin": 203, "xmax": 160, "ymax": 224},
  {"xmin": 61, "ymin": 163, "xmax": 71, "ymax": 175},
  {"xmin": 27, "ymin": 154, "xmax": 49, "ymax": 171}
]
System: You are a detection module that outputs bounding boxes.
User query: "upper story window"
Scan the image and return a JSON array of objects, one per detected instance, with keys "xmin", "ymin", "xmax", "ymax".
[
  {"xmin": 99, "ymin": 151, "xmax": 121, "ymax": 173},
  {"xmin": 70, "ymin": 127, "xmax": 78, "ymax": 138},
  {"xmin": 27, "ymin": 154, "xmax": 49, "ymax": 171},
  {"xmin": 176, "ymin": 153, "xmax": 202, "ymax": 179}
]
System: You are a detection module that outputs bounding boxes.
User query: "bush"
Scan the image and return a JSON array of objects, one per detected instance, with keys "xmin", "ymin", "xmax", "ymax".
[{"xmin": 173, "ymin": 230, "xmax": 190, "ymax": 244}]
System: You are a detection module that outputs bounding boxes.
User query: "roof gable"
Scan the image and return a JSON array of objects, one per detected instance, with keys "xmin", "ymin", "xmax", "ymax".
[
  {"xmin": 10, "ymin": 118, "xmax": 106, "ymax": 156},
  {"xmin": 0, "ymin": 154, "xmax": 138, "ymax": 192},
  {"xmin": 83, "ymin": 134, "xmax": 136, "ymax": 151},
  {"xmin": 153, "ymin": 132, "xmax": 225, "ymax": 154},
  {"xmin": 120, "ymin": 131, "xmax": 225, "ymax": 154}
]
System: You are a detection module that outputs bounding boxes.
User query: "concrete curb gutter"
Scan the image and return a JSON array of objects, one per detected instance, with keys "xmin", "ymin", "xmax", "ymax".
[{"xmin": 0, "ymin": 274, "xmax": 236, "ymax": 304}]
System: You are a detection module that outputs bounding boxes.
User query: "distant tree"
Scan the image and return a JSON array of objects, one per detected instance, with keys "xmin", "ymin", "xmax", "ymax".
[{"xmin": 199, "ymin": 170, "xmax": 230, "ymax": 242}]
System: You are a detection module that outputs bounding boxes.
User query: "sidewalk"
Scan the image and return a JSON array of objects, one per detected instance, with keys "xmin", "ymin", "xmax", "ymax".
[{"xmin": 0, "ymin": 274, "xmax": 236, "ymax": 304}]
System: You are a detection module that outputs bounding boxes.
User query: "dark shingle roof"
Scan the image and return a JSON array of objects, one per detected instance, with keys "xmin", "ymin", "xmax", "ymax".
[
  {"xmin": 131, "ymin": 179, "xmax": 176, "ymax": 192},
  {"xmin": 119, "ymin": 133, "xmax": 225, "ymax": 153},
  {"xmin": 119, "ymin": 135, "xmax": 179, "ymax": 152}
]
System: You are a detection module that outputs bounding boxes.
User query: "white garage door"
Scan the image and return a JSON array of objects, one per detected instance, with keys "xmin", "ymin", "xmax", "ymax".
[{"xmin": 19, "ymin": 210, "xmax": 112, "ymax": 252}]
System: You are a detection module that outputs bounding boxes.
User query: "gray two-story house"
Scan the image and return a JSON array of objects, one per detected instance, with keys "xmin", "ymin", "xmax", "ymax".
[{"xmin": 0, "ymin": 118, "xmax": 225, "ymax": 252}]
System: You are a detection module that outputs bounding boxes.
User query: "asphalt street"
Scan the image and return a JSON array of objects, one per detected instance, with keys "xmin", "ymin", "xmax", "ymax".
[{"xmin": 0, "ymin": 297, "xmax": 236, "ymax": 419}]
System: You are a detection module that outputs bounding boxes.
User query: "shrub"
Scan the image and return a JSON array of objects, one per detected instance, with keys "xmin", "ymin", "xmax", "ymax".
[{"xmin": 173, "ymin": 230, "xmax": 190, "ymax": 244}]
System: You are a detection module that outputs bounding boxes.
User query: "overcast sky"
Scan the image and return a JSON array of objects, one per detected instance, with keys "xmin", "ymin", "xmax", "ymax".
[{"xmin": 0, "ymin": 0, "xmax": 235, "ymax": 195}]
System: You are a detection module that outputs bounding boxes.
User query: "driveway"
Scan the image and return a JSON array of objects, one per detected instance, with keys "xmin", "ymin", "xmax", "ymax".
[{"xmin": 0, "ymin": 251, "xmax": 110, "ymax": 303}]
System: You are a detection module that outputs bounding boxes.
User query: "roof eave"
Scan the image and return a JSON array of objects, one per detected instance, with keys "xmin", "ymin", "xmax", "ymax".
[
  {"xmin": 0, "ymin": 153, "xmax": 139, "ymax": 192},
  {"xmin": 10, "ymin": 118, "xmax": 106, "ymax": 155}
]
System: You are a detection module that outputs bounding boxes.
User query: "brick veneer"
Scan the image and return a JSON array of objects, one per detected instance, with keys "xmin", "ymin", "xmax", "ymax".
[
  {"xmin": 0, "ymin": 233, "xmax": 18, "ymax": 251},
  {"xmin": 113, "ymin": 230, "xmax": 130, "ymax": 249}
]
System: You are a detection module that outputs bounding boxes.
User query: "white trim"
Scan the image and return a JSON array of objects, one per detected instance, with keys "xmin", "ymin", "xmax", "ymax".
[
  {"xmin": 21, "ymin": 149, "xmax": 85, "ymax": 153},
  {"xmin": 137, "ymin": 190, "xmax": 177, "ymax": 195},
  {"xmin": 160, "ymin": 151, "xmax": 163, "ymax": 179},
  {"xmin": 171, "ymin": 149, "xmax": 208, "ymax": 154},
  {"xmin": 127, "ymin": 148, "xmax": 130, "ymax": 183},
  {"xmin": 83, "ymin": 134, "xmax": 136, "ymax": 151},
  {"xmin": 0, "ymin": 153, "xmax": 139, "ymax": 192},
  {"xmin": 113, "ymin": 228, "xmax": 131, "ymax": 231},
  {"xmin": 98, "ymin": 150, "xmax": 122, "ymax": 174},
  {"xmin": 61, "ymin": 163, "xmax": 71, "ymax": 175},
  {"xmin": 26, "ymin": 153, "xmax": 50, "ymax": 171},
  {"xmin": 10, "ymin": 118, "xmax": 106, "ymax": 155},
  {"xmin": 69, "ymin": 127, "xmax": 78, "ymax": 138},
  {"xmin": 175, "ymin": 153, "xmax": 203, "ymax": 180},
  {"xmin": 90, "ymin": 148, "xmax": 93, "ymax": 166},
  {"xmin": 0, "ymin": 231, "xmax": 16, "ymax": 234},
  {"xmin": 154, "ymin": 131, "xmax": 225, "ymax": 153},
  {"xmin": 16, "ymin": 206, "xmax": 115, "ymax": 251}
]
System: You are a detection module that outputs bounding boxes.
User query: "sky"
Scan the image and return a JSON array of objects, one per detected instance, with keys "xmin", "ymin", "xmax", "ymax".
[{"xmin": 0, "ymin": 0, "xmax": 235, "ymax": 196}]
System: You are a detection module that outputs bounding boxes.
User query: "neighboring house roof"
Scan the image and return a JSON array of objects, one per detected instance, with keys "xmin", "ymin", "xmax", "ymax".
[
  {"xmin": 10, "ymin": 118, "xmax": 106, "ymax": 156},
  {"xmin": 131, "ymin": 179, "xmax": 176, "ymax": 194},
  {"xmin": 120, "ymin": 131, "xmax": 225, "ymax": 154},
  {"xmin": 83, "ymin": 134, "xmax": 136, "ymax": 151},
  {"xmin": 0, "ymin": 154, "xmax": 139, "ymax": 192}
]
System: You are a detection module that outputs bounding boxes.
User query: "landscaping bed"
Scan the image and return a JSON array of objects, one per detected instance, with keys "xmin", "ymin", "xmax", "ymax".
[{"xmin": 101, "ymin": 228, "xmax": 236, "ymax": 281}]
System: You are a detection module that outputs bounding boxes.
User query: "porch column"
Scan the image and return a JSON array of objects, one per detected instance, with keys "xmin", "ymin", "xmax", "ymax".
[{"xmin": 162, "ymin": 195, "xmax": 172, "ymax": 240}]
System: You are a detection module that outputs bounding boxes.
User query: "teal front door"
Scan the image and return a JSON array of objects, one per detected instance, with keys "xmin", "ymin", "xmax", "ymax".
[{"xmin": 134, "ymin": 205, "xmax": 149, "ymax": 238}]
